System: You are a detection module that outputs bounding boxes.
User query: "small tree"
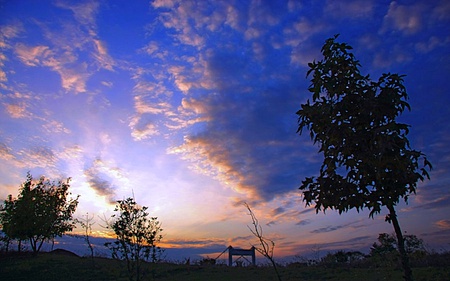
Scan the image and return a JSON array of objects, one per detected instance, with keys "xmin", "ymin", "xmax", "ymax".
[
  {"xmin": 296, "ymin": 35, "xmax": 431, "ymax": 281},
  {"xmin": 244, "ymin": 202, "xmax": 281, "ymax": 281},
  {"xmin": 0, "ymin": 173, "xmax": 79, "ymax": 254},
  {"xmin": 105, "ymin": 197, "xmax": 163, "ymax": 281},
  {"xmin": 76, "ymin": 212, "xmax": 96, "ymax": 261}
]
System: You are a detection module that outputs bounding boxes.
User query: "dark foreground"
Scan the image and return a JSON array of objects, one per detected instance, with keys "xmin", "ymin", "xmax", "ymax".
[{"xmin": 1, "ymin": 251, "xmax": 449, "ymax": 281}]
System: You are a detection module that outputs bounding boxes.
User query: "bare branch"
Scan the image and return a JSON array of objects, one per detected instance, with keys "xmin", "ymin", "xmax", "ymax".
[{"xmin": 244, "ymin": 202, "xmax": 281, "ymax": 281}]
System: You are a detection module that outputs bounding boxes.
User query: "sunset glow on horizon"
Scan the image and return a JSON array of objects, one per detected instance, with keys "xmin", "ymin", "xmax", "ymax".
[{"xmin": 1, "ymin": 0, "xmax": 449, "ymax": 259}]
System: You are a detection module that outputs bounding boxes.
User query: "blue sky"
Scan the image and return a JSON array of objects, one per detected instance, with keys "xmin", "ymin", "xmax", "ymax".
[{"xmin": 1, "ymin": 0, "xmax": 449, "ymax": 259}]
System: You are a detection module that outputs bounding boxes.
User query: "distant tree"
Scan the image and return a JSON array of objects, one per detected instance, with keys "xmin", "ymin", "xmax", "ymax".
[
  {"xmin": 296, "ymin": 35, "xmax": 432, "ymax": 281},
  {"xmin": 370, "ymin": 233, "xmax": 426, "ymax": 256},
  {"xmin": 105, "ymin": 197, "xmax": 163, "ymax": 281},
  {"xmin": 244, "ymin": 202, "xmax": 281, "ymax": 281},
  {"xmin": 370, "ymin": 233, "xmax": 397, "ymax": 256},
  {"xmin": 0, "ymin": 173, "xmax": 79, "ymax": 254},
  {"xmin": 320, "ymin": 250, "xmax": 366, "ymax": 267},
  {"xmin": 0, "ymin": 195, "xmax": 15, "ymax": 253}
]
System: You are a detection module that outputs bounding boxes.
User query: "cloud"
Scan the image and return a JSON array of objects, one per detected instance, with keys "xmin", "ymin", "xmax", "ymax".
[
  {"xmin": 271, "ymin": 207, "xmax": 285, "ymax": 216},
  {"xmin": 380, "ymin": 2, "xmax": 424, "ymax": 35},
  {"xmin": 13, "ymin": 29, "xmax": 92, "ymax": 93},
  {"xmin": 224, "ymin": 4, "xmax": 245, "ymax": 32},
  {"xmin": 42, "ymin": 50, "xmax": 90, "ymax": 93},
  {"xmin": 0, "ymin": 22, "xmax": 23, "ymax": 42},
  {"xmin": 169, "ymin": 77, "xmax": 315, "ymax": 202},
  {"xmin": 325, "ymin": 0, "xmax": 374, "ymax": 19},
  {"xmin": 18, "ymin": 146, "xmax": 58, "ymax": 169},
  {"xmin": 84, "ymin": 171, "xmax": 116, "ymax": 204},
  {"xmin": 413, "ymin": 195, "xmax": 450, "ymax": 211},
  {"xmin": 7, "ymin": 1, "xmax": 115, "ymax": 94},
  {"xmin": 150, "ymin": 2, "xmax": 322, "ymax": 203},
  {"xmin": 151, "ymin": 0, "xmax": 177, "ymax": 9},
  {"xmin": 0, "ymin": 22, "xmax": 24, "ymax": 84},
  {"xmin": 92, "ymin": 39, "xmax": 114, "ymax": 71},
  {"xmin": 4, "ymin": 102, "xmax": 29, "ymax": 118},
  {"xmin": 319, "ymin": 235, "xmax": 373, "ymax": 250},
  {"xmin": 296, "ymin": 219, "xmax": 311, "ymax": 226},
  {"xmin": 54, "ymin": 0, "xmax": 100, "ymax": 30},
  {"xmin": 83, "ymin": 159, "xmax": 123, "ymax": 204},
  {"xmin": 152, "ymin": 0, "xmax": 207, "ymax": 48},
  {"xmin": 310, "ymin": 219, "xmax": 366, "ymax": 234},
  {"xmin": 58, "ymin": 145, "xmax": 83, "ymax": 160},
  {"xmin": 311, "ymin": 225, "xmax": 346, "ymax": 234},
  {"xmin": 42, "ymin": 119, "xmax": 71, "ymax": 134},
  {"xmin": 163, "ymin": 238, "xmax": 227, "ymax": 249},
  {"xmin": 129, "ymin": 119, "xmax": 159, "ymax": 141},
  {"xmin": 415, "ymin": 36, "xmax": 449, "ymax": 54},
  {"xmin": 0, "ymin": 142, "xmax": 15, "ymax": 161},
  {"xmin": 409, "ymin": 178, "xmax": 450, "ymax": 211},
  {"xmin": 14, "ymin": 44, "xmax": 51, "ymax": 66},
  {"xmin": 147, "ymin": 0, "xmax": 447, "ymax": 209},
  {"xmin": 435, "ymin": 220, "xmax": 450, "ymax": 229},
  {"xmin": 432, "ymin": 0, "xmax": 450, "ymax": 21}
]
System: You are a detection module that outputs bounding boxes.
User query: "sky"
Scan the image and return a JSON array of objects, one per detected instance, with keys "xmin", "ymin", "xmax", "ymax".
[{"xmin": 0, "ymin": 0, "xmax": 449, "ymax": 261}]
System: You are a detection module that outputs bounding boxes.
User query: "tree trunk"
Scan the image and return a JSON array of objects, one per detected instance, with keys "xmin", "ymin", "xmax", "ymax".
[
  {"xmin": 387, "ymin": 204, "xmax": 413, "ymax": 281},
  {"xmin": 5, "ymin": 237, "xmax": 10, "ymax": 253}
]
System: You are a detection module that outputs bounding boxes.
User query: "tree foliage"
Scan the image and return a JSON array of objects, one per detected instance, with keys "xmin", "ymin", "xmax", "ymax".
[
  {"xmin": 296, "ymin": 35, "xmax": 431, "ymax": 281},
  {"xmin": 0, "ymin": 173, "xmax": 79, "ymax": 253},
  {"xmin": 105, "ymin": 197, "xmax": 163, "ymax": 281},
  {"xmin": 297, "ymin": 35, "xmax": 431, "ymax": 217}
]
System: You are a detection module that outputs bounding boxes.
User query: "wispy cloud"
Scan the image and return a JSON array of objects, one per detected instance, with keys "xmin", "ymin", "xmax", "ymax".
[
  {"xmin": 17, "ymin": 146, "xmax": 58, "ymax": 169},
  {"xmin": 0, "ymin": 142, "xmax": 15, "ymax": 161},
  {"xmin": 0, "ymin": 22, "xmax": 23, "ymax": 83},
  {"xmin": 435, "ymin": 219, "xmax": 450, "ymax": 229},
  {"xmin": 55, "ymin": 0, "xmax": 100, "ymax": 29},
  {"xmin": 7, "ymin": 0, "xmax": 115, "ymax": 94},
  {"xmin": 58, "ymin": 145, "xmax": 83, "ymax": 160},
  {"xmin": 310, "ymin": 219, "xmax": 366, "ymax": 234}
]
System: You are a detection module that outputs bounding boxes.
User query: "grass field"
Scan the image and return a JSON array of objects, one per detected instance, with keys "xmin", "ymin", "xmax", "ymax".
[{"xmin": 1, "ymin": 251, "xmax": 449, "ymax": 281}]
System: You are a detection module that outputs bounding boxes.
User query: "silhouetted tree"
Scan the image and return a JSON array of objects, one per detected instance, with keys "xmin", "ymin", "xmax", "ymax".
[
  {"xmin": 105, "ymin": 197, "xmax": 163, "ymax": 281},
  {"xmin": 0, "ymin": 173, "xmax": 79, "ymax": 254},
  {"xmin": 244, "ymin": 202, "xmax": 281, "ymax": 281},
  {"xmin": 371, "ymin": 233, "xmax": 426, "ymax": 256},
  {"xmin": 76, "ymin": 212, "xmax": 96, "ymax": 261},
  {"xmin": 296, "ymin": 35, "xmax": 432, "ymax": 281}
]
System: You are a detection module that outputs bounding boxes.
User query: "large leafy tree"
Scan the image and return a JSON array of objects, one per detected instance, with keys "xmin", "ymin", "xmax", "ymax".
[
  {"xmin": 296, "ymin": 35, "xmax": 431, "ymax": 281},
  {"xmin": 0, "ymin": 173, "xmax": 79, "ymax": 253},
  {"xmin": 105, "ymin": 197, "xmax": 163, "ymax": 281}
]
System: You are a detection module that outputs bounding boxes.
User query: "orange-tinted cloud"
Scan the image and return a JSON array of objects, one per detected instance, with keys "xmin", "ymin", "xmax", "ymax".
[{"xmin": 435, "ymin": 219, "xmax": 450, "ymax": 229}]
